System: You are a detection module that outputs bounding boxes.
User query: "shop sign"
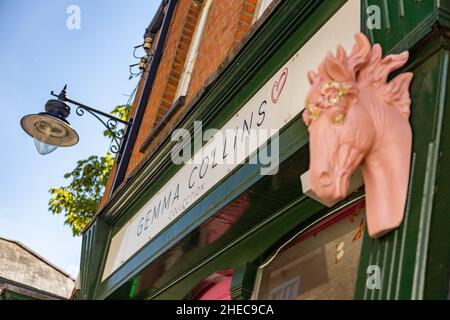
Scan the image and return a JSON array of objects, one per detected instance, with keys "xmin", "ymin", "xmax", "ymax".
[{"xmin": 102, "ymin": 0, "xmax": 361, "ymax": 280}]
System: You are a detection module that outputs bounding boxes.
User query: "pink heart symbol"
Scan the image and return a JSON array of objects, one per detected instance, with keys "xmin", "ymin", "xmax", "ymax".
[{"xmin": 272, "ymin": 67, "xmax": 288, "ymax": 104}]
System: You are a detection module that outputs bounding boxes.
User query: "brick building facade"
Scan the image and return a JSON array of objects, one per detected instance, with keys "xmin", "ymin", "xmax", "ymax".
[{"xmin": 101, "ymin": 0, "xmax": 264, "ymax": 207}]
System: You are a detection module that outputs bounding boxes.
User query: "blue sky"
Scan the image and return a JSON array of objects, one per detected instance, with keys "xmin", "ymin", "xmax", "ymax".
[{"xmin": 0, "ymin": 0, "xmax": 158, "ymax": 278}]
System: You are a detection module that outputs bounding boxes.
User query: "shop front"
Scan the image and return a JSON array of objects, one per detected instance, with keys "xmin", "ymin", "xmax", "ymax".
[{"xmin": 78, "ymin": 0, "xmax": 450, "ymax": 300}]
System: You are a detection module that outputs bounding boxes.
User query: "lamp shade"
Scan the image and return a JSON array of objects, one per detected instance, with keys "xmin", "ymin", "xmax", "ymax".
[{"xmin": 20, "ymin": 113, "xmax": 79, "ymax": 148}]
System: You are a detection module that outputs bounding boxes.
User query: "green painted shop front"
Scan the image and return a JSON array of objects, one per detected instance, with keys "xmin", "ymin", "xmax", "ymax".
[{"xmin": 79, "ymin": 0, "xmax": 450, "ymax": 300}]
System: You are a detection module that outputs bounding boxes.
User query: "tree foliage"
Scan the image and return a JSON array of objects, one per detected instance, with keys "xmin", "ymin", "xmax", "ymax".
[
  {"xmin": 102, "ymin": 104, "xmax": 131, "ymax": 141},
  {"xmin": 48, "ymin": 104, "xmax": 131, "ymax": 236}
]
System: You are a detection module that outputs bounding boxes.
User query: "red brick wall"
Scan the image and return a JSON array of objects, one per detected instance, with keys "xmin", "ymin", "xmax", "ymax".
[
  {"xmin": 127, "ymin": 0, "xmax": 201, "ymax": 176},
  {"xmin": 102, "ymin": 0, "xmax": 259, "ymax": 205},
  {"xmin": 155, "ymin": 1, "xmax": 202, "ymax": 125},
  {"xmin": 186, "ymin": 0, "xmax": 257, "ymax": 102}
]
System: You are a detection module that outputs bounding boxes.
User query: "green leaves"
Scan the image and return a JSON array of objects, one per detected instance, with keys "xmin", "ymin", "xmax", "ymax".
[
  {"xmin": 48, "ymin": 104, "xmax": 131, "ymax": 236},
  {"xmin": 103, "ymin": 104, "xmax": 131, "ymax": 140},
  {"xmin": 48, "ymin": 154, "xmax": 113, "ymax": 236}
]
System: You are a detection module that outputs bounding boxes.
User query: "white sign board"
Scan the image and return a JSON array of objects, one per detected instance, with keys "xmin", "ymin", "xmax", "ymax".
[{"xmin": 102, "ymin": 0, "xmax": 361, "ymax": 280}]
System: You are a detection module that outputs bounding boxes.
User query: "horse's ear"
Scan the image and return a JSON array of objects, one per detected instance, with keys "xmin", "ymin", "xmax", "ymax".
[
  {"xmin": 358, "ymin": 43, "xmax": 382, "ymax": 82},
  {"xmin": 370, "ymin": 44, "xmax": 383, "ymax": 65},
  {"xmin": 307, "ymin": 71, "xmax": 318, "ymax": 84},
  {"xmin": 348, "ymin": 33, "xmax": 372, "ymax": 76},
  {"xmin": 336, "ymin": 45, "xmax": 348, "ymax": 65},
  {"xmin": 323, "ymin": 54, "xmax": 353, "ymax": 83},
  {"xmin": 384, "ymin": 72, "xmax": 413, "ymax": 119}
]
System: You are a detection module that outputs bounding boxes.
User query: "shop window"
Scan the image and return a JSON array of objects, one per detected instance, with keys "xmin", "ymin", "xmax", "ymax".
[
  {"xmin": 268, "ymin": 277, "xmax": 299, "ymax": 300},
  {"xmin": 174, "ymin": 0, "xmax": 213, "ymax": 100},
  {"xmin": 255, "ymin": 202, "xmax": 365, "ymax": 300},
  {"xmin": 191, "ymin": 269, "xmax": 233, "ymax": 300}
]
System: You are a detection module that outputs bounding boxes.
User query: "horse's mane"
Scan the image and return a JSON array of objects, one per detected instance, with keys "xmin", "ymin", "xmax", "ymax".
[{"xmin": 308, "ymin": 33, "xmax": 413, "ymax": 119}]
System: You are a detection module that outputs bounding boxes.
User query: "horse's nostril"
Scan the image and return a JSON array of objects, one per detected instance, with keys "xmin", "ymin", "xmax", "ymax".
[{"xmin": 320, "ymin": 172, "xmax": 332, "ymax": 187}]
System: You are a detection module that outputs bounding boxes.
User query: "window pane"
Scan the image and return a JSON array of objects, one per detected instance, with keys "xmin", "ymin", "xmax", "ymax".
[{"xmin": 257, "ymin": 206, "xmax": 365, "ymax": 300}]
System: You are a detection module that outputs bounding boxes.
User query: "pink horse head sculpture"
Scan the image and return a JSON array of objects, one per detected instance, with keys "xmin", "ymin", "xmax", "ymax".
[{"xmin": 303, "ymin": 33, "xmax": 413, "ymax": 238}]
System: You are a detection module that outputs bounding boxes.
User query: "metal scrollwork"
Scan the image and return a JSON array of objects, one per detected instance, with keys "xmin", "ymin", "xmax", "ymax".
[
  {"xmin": 75, "ymin": 106, "xmax": 124, "ymax": 154},
  {"xmin": 50, "ymin": 86, "xmax": 131, "ymax": 155},
  {"xmin": 75, "ymin": 107, "xmax": 85, "ymax": 117}
]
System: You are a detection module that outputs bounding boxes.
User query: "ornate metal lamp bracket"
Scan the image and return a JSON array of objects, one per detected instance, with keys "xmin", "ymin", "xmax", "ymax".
[{"xmin": 50, "ymin": 85, "xmax": 132, "ymax": 155}]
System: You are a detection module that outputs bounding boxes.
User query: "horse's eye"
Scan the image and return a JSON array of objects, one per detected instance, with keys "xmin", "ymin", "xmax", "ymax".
[{"xmin": 333, "ymin": 112, "xmax": 345, "ymax": 125}]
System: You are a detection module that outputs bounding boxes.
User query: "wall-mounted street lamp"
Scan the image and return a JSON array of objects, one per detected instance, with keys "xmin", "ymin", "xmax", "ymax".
[{"xmin": 20, "ymin": 85, "xmax": 131, "ymax": 155}]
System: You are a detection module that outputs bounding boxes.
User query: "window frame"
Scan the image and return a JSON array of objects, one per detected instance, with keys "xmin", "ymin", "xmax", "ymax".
[{"xmin": 174, "ymin": 0, "xmax": 213, "ymax": 99}]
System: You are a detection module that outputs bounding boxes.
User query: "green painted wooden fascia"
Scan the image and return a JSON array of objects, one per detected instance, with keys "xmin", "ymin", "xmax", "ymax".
[
  {"xmin": 353, "ymin": 0, "xmax": 450, "ymax": 300},
  {"xmin": 354, "ymin": 35, "xmax": 450, "ymax": 300},
  {"xmin": 230, "ymin": 262, "xmax": 258, "ymax": 300},
  {"xmin": 424, "ymin": 47, "xmax": 450, "ymax": 300},
  {"xmin": 363, "ymin": 0, "xmax": 445, "ymax": 54},
  {"xmin": 79, "ymin": 218, "xmax": 110, "ymax": 299}
]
